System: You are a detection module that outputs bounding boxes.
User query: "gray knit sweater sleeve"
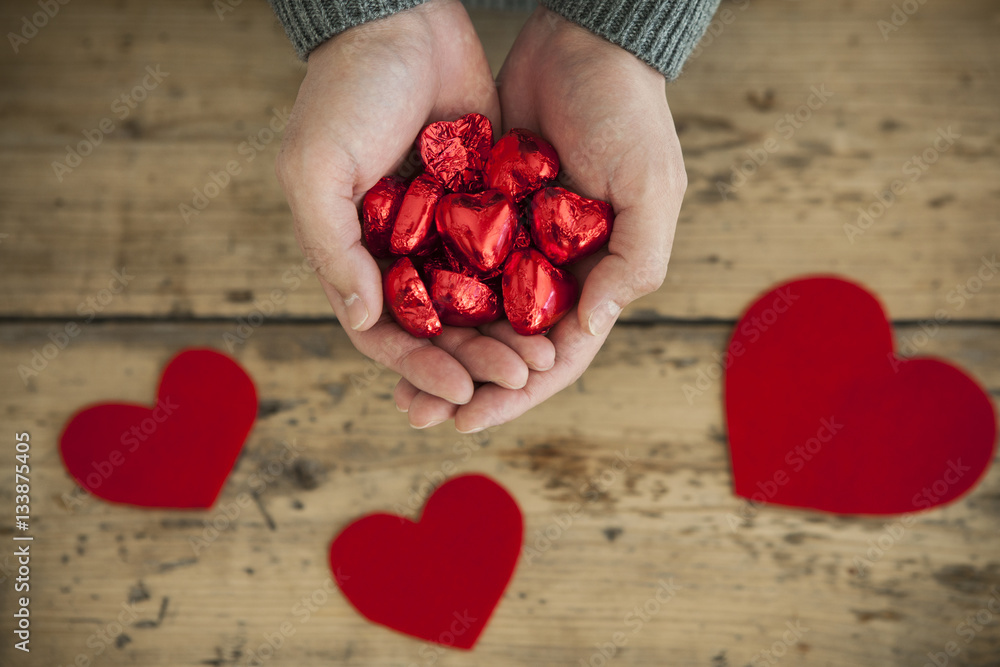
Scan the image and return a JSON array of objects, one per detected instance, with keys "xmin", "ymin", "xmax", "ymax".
[{"xmin": 267, "ymin": 0, "xmax": 721, "ymax": 80}]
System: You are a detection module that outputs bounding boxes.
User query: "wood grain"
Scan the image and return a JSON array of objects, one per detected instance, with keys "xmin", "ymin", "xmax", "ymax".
[{"xmin": 0, "ymin": 322, "xmax": 998, "ymax": 666}]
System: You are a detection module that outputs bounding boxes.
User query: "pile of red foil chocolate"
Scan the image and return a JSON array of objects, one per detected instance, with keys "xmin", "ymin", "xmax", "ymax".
[{"xmin": 362, "ymin": 113, "xmax": 614, "ymax": 338}]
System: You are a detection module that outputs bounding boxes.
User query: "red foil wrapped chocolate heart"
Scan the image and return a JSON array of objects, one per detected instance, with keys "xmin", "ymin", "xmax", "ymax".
[
  {"xmin": 436, "ymin": 190, "xmax": 518, "ymax": 277},
  {"xmin": 486, "ymin": 129, "xmax": 559, "ymax": 203},
  {"xmin": 391, "ymin": 174, "xmax": 444, "ymax": 256},
  {"xmin": 418, "ymin": 113, "xmax": 493, "ymax": 193},
  {"xmin": 362, "ymin": 175, "xmax": 407, "ymax": 258},
  {"xmin": 529, "ymin": 186, "xmax": 614, "ymax": 266},
  {"xmin": 383, "ymin": 257, "xmax": 442, "ymax": 338},
  {"xmin": 429, "ymin": 269, "xmax": 501, "ymax": 327},
  {"xmin": 502, "ymin": 248, "xmax": 578, "ymax": 335}
]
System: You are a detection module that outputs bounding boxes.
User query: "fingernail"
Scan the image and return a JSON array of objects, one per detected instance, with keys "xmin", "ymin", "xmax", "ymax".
[
  {"xmin": 396, "ymin": 404, "xmax": 408, "ymax": 413},
  {"xmin": 457, "ymin": 425, "xmax": 486, "ymax": 434},
  {"xmin": 494, "ymin": 379, "xmax": 524, "ymax": 390},
  {"xmin": 587, "ymin": 300, "xmax": 622, "ymax": 336},
  {"xmin": 446, "ymin": 394, "xmax": 471, "ymax": 406},
  {"xmin": 412, "ymin": 418, "xmax": 444, "ymax": 430},
  {"xmin": 343, "ymin": 293, "xmax": 369, "ymax": 331},
  {"xmin": 529, "ymin": 360, "xmax": 555, "ymax": 372}
]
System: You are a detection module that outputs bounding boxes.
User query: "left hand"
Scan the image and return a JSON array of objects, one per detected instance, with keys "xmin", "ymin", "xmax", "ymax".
[{"xmin": 395, "ymin": 7, "xmax": 689, "ymax": 432}]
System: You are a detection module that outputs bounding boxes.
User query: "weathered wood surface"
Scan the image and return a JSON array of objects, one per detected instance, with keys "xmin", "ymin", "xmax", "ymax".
[
  {"xmin": 0, "ymin": 323, "xmax": 998, "ymax": 666},
  {"xmin": 0, "ymin": 0, "xmax": 998, "ymax": 320}
]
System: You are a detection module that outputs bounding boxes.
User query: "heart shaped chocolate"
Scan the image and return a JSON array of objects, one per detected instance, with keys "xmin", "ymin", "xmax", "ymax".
[
  {"xmin": 383, "ymin": 257, "xmax": 442, "ymax": 338},
  {"xmin": 486, "ymin": 128, "xmax": 559, "ymax": 203},
  {"xmin": 418, "ymin": 113, "xmax": 493, "ymax": 192},
  {"xmin": 436, "ymin": 190, "xmax": 517, "ymax": 277},
  {"xmin": 361, "ymin": 175, "xmax": 407, "ymax": 259},
  {"xmin": 391, "ymin": 174, "xmax": 444, "ymax": 256},
  {"xmin": 502, "ymin": 248, "xmax": 578, "ymax": 335},
  {"xmin": 428, "ymin": 269, "xmax": 501, "ymax": 327},
  {"xmin": 529, "ymin": 186, "xmax": 613, "ymax": 266}
]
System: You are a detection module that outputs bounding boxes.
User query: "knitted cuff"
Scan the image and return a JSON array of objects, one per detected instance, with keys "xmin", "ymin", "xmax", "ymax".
[
  {"xmin": 267, "ymin": 0, "xmax": 430, "ymax": 60},
  {"xmin": 539, "ymin": 0, "xmax": 721, "ymax": 80}
]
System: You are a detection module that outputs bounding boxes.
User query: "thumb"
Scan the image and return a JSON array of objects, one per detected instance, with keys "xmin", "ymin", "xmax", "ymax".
[
  {"xmin": 294, "ymin": 194, "xmax": 384, "ymax": 332},
  {"xmin": 576, "ymin": 205, "xmax": 675, "ymax": 336}
]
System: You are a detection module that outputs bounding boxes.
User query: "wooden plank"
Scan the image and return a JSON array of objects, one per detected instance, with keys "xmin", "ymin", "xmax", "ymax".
[
  {"xmin": 0, "ymin": 321, "xmax": 998, "ymax": 665},
  {"xmin": 1, "ymin": 0, "xmax": 999, "ymax": 321}
]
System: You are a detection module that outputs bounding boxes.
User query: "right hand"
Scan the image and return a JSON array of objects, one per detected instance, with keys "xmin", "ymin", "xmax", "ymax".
[{"xmin": 275, "ymin": 0, "xmax": 555, "ymax": 427}]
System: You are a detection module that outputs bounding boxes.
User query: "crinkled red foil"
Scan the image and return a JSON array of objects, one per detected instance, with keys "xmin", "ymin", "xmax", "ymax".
[
  {"xmin": 383, "ymin": 257, "xmax": 442, "ymax": 338},
  {"xmin": 486, "ymin": 129, "xmax": 559, "ymax": 203},
  {"xmin": 435, "ymin": 190, "xmax": 517, "ymax": 277},
  {"xmin": 361, "ymin": 175, "xmax": 407, "ymax": 258},
  {"xmin": 502, "ymin": 248, "xmax": 578, "ymax": 335},
  {"xmin": 529, "ymin": 186, "xmax": 613, "ymax": 266},
  {"xmin": 428, "ymin": 269, "xmax": 501, "ymax": 327},
  {"xmin": 391, "ymin": 173, "xmax": 445, "ymax": 256},
  {"xmin": 418, "ymin": 113, "xmax": 493, "ymax": 192}
]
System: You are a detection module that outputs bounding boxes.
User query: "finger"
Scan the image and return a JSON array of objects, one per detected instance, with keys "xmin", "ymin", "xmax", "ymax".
[
  {"xmin": 577, "ymin": 195, "xmax": 681, "ymax": 337},
  {"xmin": 477, "ymin": 320, "xmax": 556, "ymax": 371},
  {"xmin": 407, "ymin": 391, "xmax": 459, "ymax": 429},
  {"xmin": 454, "ymin": 311, "xmax": 609, "ymax": 432},
  {"xmin": 431, "ymin": 327, "xmax": 529, "ymax": 389},
  {"xmin": 321, "ymin": 279, "xmax": 475, "ymax": 404},
  {"xmin": 394, "ymin": 378, "xmax": 420, "ymax": 412}
]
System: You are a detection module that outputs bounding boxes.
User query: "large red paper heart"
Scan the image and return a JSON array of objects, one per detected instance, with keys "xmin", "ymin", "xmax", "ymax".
[
  {"xmin": 725, "ymin": 276, "xmax": 996, "ymax": 514},
  {"xmin": 435, "ymin": 190, "xmax": 517, "ymax": 276},
  {"xmin": 329, "ymin": 474, "xmax": 523, "ymax": 649},
  {"xmin": 59, "ymin": 348, "xmax": 257, "ymax": 508}
]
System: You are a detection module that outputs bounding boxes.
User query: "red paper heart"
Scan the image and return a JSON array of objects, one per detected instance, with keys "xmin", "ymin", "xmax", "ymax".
[
  {"xmin": 725, "ymin": 276, "xmax": 996, "ymax": 514},
  {"xmin": 502, "ymin": 248, "xmax": 578, "ymax": 335},
  {"xmin": 329, "ymin": 474, "xmax": 522, "ymax": 649},
  {"xmin": 59, "ymin": 349, "xmax": 257, "ymax": 508},
  {"xmin": 435, "ymin": 190, "xmax": 517, "ymax": 276}
]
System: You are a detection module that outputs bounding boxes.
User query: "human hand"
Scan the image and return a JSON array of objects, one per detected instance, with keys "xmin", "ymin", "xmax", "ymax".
[
  {"xmin": 395, "ymin": 7, "xmax": 688, "ymax": 432},
  {"xmin": 275, "ymin": 0, "xmax": 555, "ymax": 423}
]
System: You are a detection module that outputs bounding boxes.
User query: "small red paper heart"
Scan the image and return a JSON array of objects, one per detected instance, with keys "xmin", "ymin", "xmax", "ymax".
[
  {"xmin": 59, "ymin": 349, "xmax": 257, "ymax": 508},
  {"xmin": 502, "ymin": 248, "xmax": 578, "ymax": 335},
  {"xmin": 529, "ymin": 186, "xmax": 613, "ymax": 266},
  {"xmin": 485, "ymin": 128, "xmax": 559, "ymax": 203},
  {"xmin": 436, "ymin": 190, "xmax": 517, "ymax": 277},
  {"xmin": 725, "ymin": 276, "xmax": 996, "ymax": 515},
  {"xmin": 384, "ymin": 256, "xmax": 442, "ymax": 338},
  {"xmin": 329, "ymin": 474, "xmax": 523, "ymax": 649},
  {"xmin": 418, "ymin": 113, "xmax": 493, "ymax": 193}
]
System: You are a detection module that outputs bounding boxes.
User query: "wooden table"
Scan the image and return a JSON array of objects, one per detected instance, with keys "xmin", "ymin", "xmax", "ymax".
[{"xmin": 1, "ymin": 0, "xmax": 998, "ymax": 665}]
